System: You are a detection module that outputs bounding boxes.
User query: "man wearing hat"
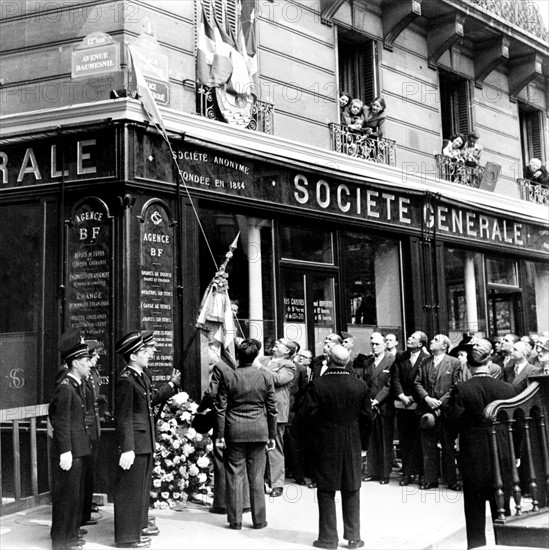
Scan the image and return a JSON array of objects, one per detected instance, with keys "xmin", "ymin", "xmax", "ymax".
[
  {"xmin": 451, "ymin": 336, "xmax": 503, "ymax": 381},
  {"xmin": 113, "ymin": 331, "xmax": 179, "ymax": 548},
  {"xmin": 49, "ymin": 335, "xmax": 92, "ymax": 550},
  {"xmin": 446, "ymin": 339, "xmax": 515, "ymax": 548},
  {"xmin": 259, "ymin": 337, "xmax": 297, "ymax": 497}
]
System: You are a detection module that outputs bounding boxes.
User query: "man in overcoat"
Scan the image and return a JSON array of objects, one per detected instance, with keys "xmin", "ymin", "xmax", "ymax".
[
  {"xmin": 446, "ymin": 338, "xmax": 516, "ymax": 548},
  {"xmin": 414, "ymin": 334, "xmax": 462, "ymax": 490},
  {"xmin": 49, "ymin": 337, "xmax": 92, "ymax": 550},
  {"xmin": 302, "ymin": 344, "xmax": 373, "ymax": 550}
]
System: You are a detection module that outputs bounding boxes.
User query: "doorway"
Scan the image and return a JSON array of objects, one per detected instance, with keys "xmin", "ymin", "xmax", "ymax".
[{"xmin": 488, "ymin": 288, "xmax": 522, "ymax": 337}]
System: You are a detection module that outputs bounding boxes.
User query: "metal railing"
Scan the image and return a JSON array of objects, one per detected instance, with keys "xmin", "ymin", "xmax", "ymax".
[
  {"xmin": 329, "ymin": 123, "xmax": 397, "ymax": 166},
  {"xmin": 435, "ymin": 154, "xmax": 486, "ymax": 188},
  {"xmin": 194, "ymin": 83, "xmax": 274, "ymax": 135},
  {"xmin": 517, "ymin": 178, "xmax": 549, "ymax": 206},
  {"xmin": 0, "ymin": 404, "xmax": 51, "ymax": 516}
]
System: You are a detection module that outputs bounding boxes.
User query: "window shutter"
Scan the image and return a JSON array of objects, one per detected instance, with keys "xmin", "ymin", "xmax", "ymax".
[
  {"xmin": 529, "ymin": 110, "xmax": 543, "ymax": 160},
  {"xmin": 456, "ymin": 80, "xmax": 470, "ymax": 135},
  {"xmin": 225, "ymin": 0, "xmax": 238, "ymax": 38},
  {"xmin": 362, "ymin": 41, "xmax": 375, "ymax": 105}
]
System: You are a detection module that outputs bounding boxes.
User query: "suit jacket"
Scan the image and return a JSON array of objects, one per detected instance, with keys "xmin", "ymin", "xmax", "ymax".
[
  {"xmin": 49, "ymin": 374, "xmax": 91, "ymax": 457},
  {"xmin": 259, "ymin": 356, "xmax": 295, "ymax": 423},
  {"xmin": 289, "ymin": 362, "xmax": 308, "ymax": 423},
  {"xmin": 446, "ymin": 376, "xmax": 516, "ymax": 488},
  {"xmin": 362, "ymin": 353, "xmax": 395, "ymax": 416},
  {"xmin": 84, "ymin": 367, "xmax": 101, "ymax": 443},
  {"xmin": 114, "ymin": 367, "xmax": 156, "ymax": 455},
  {"xmin": 216, "ymin": 363, "xmax": 277, "ymax": 443},
  {"xmin": 414, "ymin": 353, "xmax": 462, "ymax": 414},
  {"xmin": 503, "ymin": 362, "xmax": 540, "ymax": 394},
  {"xmin": 392, "ymin": 349, "xmax": 430, "ymax": 402},
  {"xmin": 302, "ymin": 368, "xmax": 373, "ymax": 491}
]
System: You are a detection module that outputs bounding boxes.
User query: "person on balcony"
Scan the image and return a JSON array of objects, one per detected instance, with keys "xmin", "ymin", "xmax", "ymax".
[
  {"xmin": 362, "ymin": 97, "xmax": 386, "ymax": 139},
  {"xmin": 339, "ymin": 91, "xmax": 352, "ymax": 126},
  {"xmin": 462, "ymin": 130, "xmax": 483, "ymax": 167},
  {"xmin": 442, "ymin": 133, "xmax": 465, "ymax": 160},
  {"xmin": 524, "ymin": 158, "xmax": 549, "ymax": 185},
  {"xmin": 347, "ymin": 98, "xmax": 366, "ymax": 132}
]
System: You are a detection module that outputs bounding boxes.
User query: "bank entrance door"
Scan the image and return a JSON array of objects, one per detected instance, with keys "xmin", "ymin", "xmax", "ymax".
[
  {"xmin": 488, "ymin": 288, "xmax": 522, "ymax": 337},
  {"xmin": 280, "ymin": 269, "xmax": 337, "ymax": 356}
]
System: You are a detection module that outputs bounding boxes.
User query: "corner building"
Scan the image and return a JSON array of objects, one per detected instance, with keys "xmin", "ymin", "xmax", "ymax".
[{"xmin": 0, "ymin": 0, "xmax": 547, "ymax": 498}]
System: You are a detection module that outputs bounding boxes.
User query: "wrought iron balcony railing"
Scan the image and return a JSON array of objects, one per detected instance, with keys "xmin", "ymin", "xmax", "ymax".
[
  {"xmin": 329, "ymin": 123, "xmax": 397, "ymax": 166},
  {"xmin": 435, "ymin": 154, "xmax": 486, "ymax": 188},
  {"xmin": 194, "ymin": 83, "xmax": 274, "ymax": 135},
  {"xmin": 517, "ymin": 178, "xmax": 549, "ymax": 206}
]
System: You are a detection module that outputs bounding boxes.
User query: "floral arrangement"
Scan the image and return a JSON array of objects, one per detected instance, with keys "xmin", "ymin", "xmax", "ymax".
[{"xmin": 150, "ymin": 391, "xmax": 214, "ymax": 509}]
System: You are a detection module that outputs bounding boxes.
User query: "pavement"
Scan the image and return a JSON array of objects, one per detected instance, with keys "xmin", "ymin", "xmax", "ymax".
[{"xmin": 0, "ymin": 475, "xmax": 544, "ymax": 550}]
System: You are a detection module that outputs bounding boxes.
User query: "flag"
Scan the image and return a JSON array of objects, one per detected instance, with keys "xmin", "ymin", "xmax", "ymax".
[
  {"xmin": 127, "ymin": 44, "xmax": 167, "ymax": 139},
  {"xmin": 244, "ymin": 9, "xmax": 258, "ymax": 88},
  {"xmin": 196, "ymin": 4, "xmax": 216, "ymax": 85},
  {"xmin": 195, "ymin": 233, "xmax": 240, "ymax": 367},
  {"xmin": 211, "ymin": 14, "xmax": 234, "ymax": 86}
]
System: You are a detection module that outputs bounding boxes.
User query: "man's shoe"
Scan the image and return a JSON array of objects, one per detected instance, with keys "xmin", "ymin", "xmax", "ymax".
[
  {"xmin": 68, "ymin": 546, "xmax": 83, "ymax": 550},
  {"xmin": 308, "ymin": 481, "xmax": 317, "ymax": 489},
  {"xmin": 399, "ymin": 477, "xmax": 409, "ymax": 487},
  {"xmin": 313, "ymin": 540, "xmax": 338, "ymax": 549},
  {"xmin": 420, "ymin": 482, "xmax": 439, "ymax": 490},
  {"xmin": 447, "ymin": 483, "xmax": 461, "ymax": 491},
  {"xmin": 379, "ymin": 478, "xmax": 389, "ymax": 485},
  {"xmin": 348, "ymin": 541, "xmax": 365, "ymax": 549},
  {"xmin": 270, "ymin": 487, "xmax": 283, "ymax": 497},
  {"xmin": 243, "ymin": 507, "xmax": 251, "ymax": 513},
  {"xmin": 78, "ymin": 529, "xmax": 88, "ymax": 536},
  {"xmin": 141, "ymin": 526, "xmax": 159, "ymax": 536},
  {"xmin": 90, "ymin": 505, "xmax": 99, "ymax": 513},
  {"xmin": 253, "ymin": 521, "xmax": 268, "ymax": 529},
  {"xmin": 362, "ymin": 476, "xmax": 379, "ymax": 482},
  {"xmin": 115, "ymin": 542, "xmax": 150, "ymax": 549},
  {"xmin": 82, "ymin": 519, "xmax": 97, "ymax": 526},
  {"xmin": 209, "ymin": 506, "xmax": 227, "ymax": 514},
  {"xmin": 140, "ymin": 537, "xmax": 151, "ymax": 544},
  {"xmin": 229, "ymin": 522, "xmax": 242, "ymax": 530},
  {"xmin": 147, "ymin": 516, "xmax": 156, "ymax": 526},
  {"xmin": 264, "ymin": 483, "xmax": 272, "ymax": 494}
]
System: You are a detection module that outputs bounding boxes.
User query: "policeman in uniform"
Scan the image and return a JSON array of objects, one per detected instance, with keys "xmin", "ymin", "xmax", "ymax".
[{"xmin": 49, "ymin": 336, "xmax": 92, "ymax": 550}]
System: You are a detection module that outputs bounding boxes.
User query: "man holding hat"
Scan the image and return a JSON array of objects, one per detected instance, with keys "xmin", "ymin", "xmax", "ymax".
[
  {"xmin": 446, "ymin": 338, "xmax": 515, "ymax": 548},
  {"xmin": 49, "ymin": 334, "xmax": 92, "ymax": 550}
]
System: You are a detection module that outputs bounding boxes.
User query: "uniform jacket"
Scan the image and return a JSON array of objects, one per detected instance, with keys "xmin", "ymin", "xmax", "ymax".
[
  {"xmin": 259, "ymin": 356, "xmax": 295, "ymax": 423},
  {"xmin": 414, "ymin": 353, "xmax": 462, "ymax": 414},
  {"xmin": 302, "ymin": 368, "xmax": 373, "ymax": 491},
  {"xmin": 114, "ymin": 368, "xmax": 156, "ymax": 455},
  {"xmin": 446, "ymin": 376, "xmax": 516, "ymax": 487},
  {"xmin": 49, "ymin": 374, "xmax": 91, "ymax": 457},
  {"xmin": 362, "ymin": 353, "xmax": 395, "ymax": 416},
  {"xmin": 216, "ymin": 363, "xmax": 277, "ymax": 443},
  {"xmin": 503, "ymin": 362, "xmax": 540, "ymax": 394},
  {"xmin": 392, "ymin": 349, "xmax": 430, "ymax": 401},
  {"xmin": 84, "ymin": 367, "xmax": 101, "ymax": 443}
]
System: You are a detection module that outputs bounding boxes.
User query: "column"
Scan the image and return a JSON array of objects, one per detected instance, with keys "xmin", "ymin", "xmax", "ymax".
[{"xmin": 464, "ymin": 252, "xmax": 478, "ymax": 332}]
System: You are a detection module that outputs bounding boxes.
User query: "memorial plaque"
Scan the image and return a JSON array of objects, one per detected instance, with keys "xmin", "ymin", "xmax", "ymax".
[
  {"xmin": 139, "ymin": 201, "xmax": 175, "ymax": 383},
  {"xmin": 66, "ymin": 197, "xmax": 112, "ymax": 410}
]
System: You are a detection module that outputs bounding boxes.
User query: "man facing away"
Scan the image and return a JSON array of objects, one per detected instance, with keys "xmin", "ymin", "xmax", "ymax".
[{"xmin": 302, "ymin": 344, "xmax": 373, "ymax": 550}]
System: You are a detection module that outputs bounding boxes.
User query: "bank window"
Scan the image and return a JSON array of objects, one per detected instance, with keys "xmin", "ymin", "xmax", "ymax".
[
  {"xmin": 486, "ymin": 258, "xmax": 518, "ymax": 287},
  {"xmin": 343, "ymin": 232, "xmax": 403, "ymax": 352},
  {"xmin": 444, "ymin": 248, "xmax": 487, "ymax": 339},
  {"xmin": 523, "ymin": 260, "xmax": 549, "ymax": 334},
  {"xmin": 280, "ymin": 225, "xmax": 333, "ymax": 264}
]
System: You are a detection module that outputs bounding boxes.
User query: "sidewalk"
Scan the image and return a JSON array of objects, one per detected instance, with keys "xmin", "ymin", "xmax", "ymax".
[{"xmin": 0, "ymin": 477, "xmax": 540, "ymax": 550}]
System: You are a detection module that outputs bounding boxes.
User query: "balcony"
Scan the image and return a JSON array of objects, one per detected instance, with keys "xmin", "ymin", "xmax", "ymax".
[
  {"xmin": 517, "ymin": 178, "xmax": 549, "ymax": 206},
  {"xmin": 329, "ymin": 123, "xmax": 397, "ymax": 167},
  {"xmin": 435, "ymin": 154, "xmax": 486, "ymax": 188},
  {"xmin": 193, "ymin": 83, "xmax": 274, "ymax": 135}
]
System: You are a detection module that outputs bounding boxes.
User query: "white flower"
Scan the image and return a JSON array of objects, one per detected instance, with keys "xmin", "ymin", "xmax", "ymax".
[
  {"xmin": 153, "ymin": 465, "xmax": 163, "ymax": 475},
  {"xmin": 164, "ymin": 459, "xmax": 173, "ymax": 468},
  {"xmin": 196, "ymin": 456, "xmax": 210, "ymax": 468},
  {"xmin": 194, "ymin": 433, "xmax": 203, "ymax": 442},
  {"xmin": 168, "ymin": 499, "xmax": 176, "ymax": 509},
  {"xmin": 172, "ymin": 439, "xmax": 181, "ymax": 449},
  {"xmin": 160, "ymin": 448, "xmax": 169, "ymax": 458},
  {"xmin": 186, "ymin": 427, "xmax": 197, "ymax": 439},
  {"xmin": 182, "ymin": 444, "xmax": 195, "ymax": 456},
  {"xmin": 164, "ymin": 473, "xmax": 174, "ymax": 482},
  {"xmin": 161, "ymin": 433, "xmax": 171, "ymax": 441},
  {"xmin": 171, "ymin": 392, "xmax": 189, "ymax": 405},
  {"xmin": 153, "ymin": 479, "xmax": 162, "ymax": 488},
  {"xmin": 181, "ymin": 411, "xmax": 192, "ymax": 423},
  {"xmin": 150, "ymin": 491, "xmax": 158, "ymax": 498},
  {"xmin": 188, "ymin": 402, "xmax": 199, "ymax": 413},
  {"xmin": 188, "ymin": 464, "xmax": 199, "ymax": 476},
  {"xmin": 173, "ymin": 492, "xmax": 181, "ymax": 500},
  {"xmin": 161, "ymin": 491, "xmax": 170, "ymax": 499},
  {"xmin": 206, "ymin": 443, "xmax": 213, "ymax": 452},
  {"xmin": 172, "ymin": 456, "xmax": 180, "ymax": 465},
  {"xmin": 197, "ymin": 473, "xmax": 207, "ymax": 484}
]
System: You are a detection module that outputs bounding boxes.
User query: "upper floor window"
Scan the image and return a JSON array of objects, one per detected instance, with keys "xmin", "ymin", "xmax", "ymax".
[
  {"xmin": 518, "ymin": 102, "xmax": 545, "ymax": 168},
  {"xmin": 439, "ymin": 69, "xmax": 471, "ymax": 141}
]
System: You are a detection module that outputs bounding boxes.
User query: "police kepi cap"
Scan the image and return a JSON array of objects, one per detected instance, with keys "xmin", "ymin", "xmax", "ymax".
[
  {"xmin": 142, "ymin": 330, "xmax": 157, "ymax": 347},
  {"xmin": 116, "ymin": 331, "xmax": 145, "ymax": 356},
  {"xmin": 59, "ymin": 329, "xmax": 90, "ymax": 362},
  {"xmin": 85, "ymin": 339, "xmax": 103, "ymax": 354},
  {"xmin": 62, "ymin": 342, "xmax": 91, "ymax": 363}
]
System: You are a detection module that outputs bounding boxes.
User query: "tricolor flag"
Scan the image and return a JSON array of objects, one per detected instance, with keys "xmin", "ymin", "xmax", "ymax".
[
  {"xmin": 196, "ymin": 4, "xmax": 216, "ymax": 85},
  {"xmin": 211, "ymin": 14, "xmax": 234, "ymax": 86},
  {"xmin": 127, "ymin": 44, "xmax": 167, "ymax": 140},
  {"xmin": 245, "ymin": 9, "xmax": 258, "ymax": 86}
]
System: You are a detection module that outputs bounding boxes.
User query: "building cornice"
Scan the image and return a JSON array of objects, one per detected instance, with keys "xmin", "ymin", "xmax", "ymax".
[{"xmin": 1, "ymin": 99, "xmax": 547, "ymax": 226}]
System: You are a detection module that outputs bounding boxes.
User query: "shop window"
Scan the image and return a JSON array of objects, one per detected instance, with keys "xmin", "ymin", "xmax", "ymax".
[
  {"xmin": 486, "ymin": 258, "xmax": 518, "ymax": 287},
  {"xmin": 338, "ymin": 33, "xmax": 378, "ymax": 115},
  {"xmin": 280, "ymin": 225, "xmax": 333, "ymax": 264},
  {"xmin": 198, "ymin": 208, "xmax": 275, "ymax": 376},
  {"xmin": 444, "ymin": 248, "xmax": 487, "ymax": 340},
  {"xmin": 439, "ymin": 70, "xmax": 471, "ymax": 142},
  {"xmin": 518, "ymin": 103, "xmax": 545, "ymax": 169},
  {"xmin": 523, "ymin": 261, "xmax": 549, "ymax": 335},
  {"xmin": 343, "ymin": 232, "xmax": 403, "ymax": 353}
]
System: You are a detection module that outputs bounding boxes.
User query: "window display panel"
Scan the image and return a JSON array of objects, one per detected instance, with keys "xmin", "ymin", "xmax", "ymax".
[
  {"xmin": 444, "ymin": 248, "xmax": 487, "ymax": 341},
  {"xmin": 343, "ymin": 232, "xmax": 403, "ymax": 353},
  {"xmin": 198, "ymin": 208, "xmax": 274, "ymax": 385},
  {"xmin": 280, "ymin": 225, "xmax": 333, "ymax": 263},
  {"xmin": 486, "ymin": 258, "xmax": 518, "ymax": 286},
  {"xmin": 523, "ymin": 260, "xmax": 549, "ymax": 335}
]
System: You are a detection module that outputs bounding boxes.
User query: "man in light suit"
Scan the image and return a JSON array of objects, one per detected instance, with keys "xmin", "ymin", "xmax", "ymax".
[
  {"xmin": 259, "ymin": 337, "xmax": 297, "ymax": 497},
  {"xmin": 361, "ymin": 332, "xmax": 395, "ymax": 484},
  {"xmin": 392, "ymin": 331, "xmax": 430, "ymax": 486},
  {"xmin": 215, "ymin": 339, "xmax": 277, "ymax": 530},
  {"xmin": 414, "ymin": 334, "xmax": 462, "ymax": 490}
]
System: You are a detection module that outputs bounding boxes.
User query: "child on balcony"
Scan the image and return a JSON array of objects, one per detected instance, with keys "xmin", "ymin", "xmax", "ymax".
[
  {"xmin": 347, "ymin": 98, "xmax": 366, "ymax": 132},
  {"xmin": 362, "ymin": 97, "xmax": 386, "ymax": 139}
]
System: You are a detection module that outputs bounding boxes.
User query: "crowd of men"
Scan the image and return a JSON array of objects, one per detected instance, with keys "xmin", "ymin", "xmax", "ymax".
[{"xmin": 48, "ymin": 326, "xmax": 548, "ymax": 550}]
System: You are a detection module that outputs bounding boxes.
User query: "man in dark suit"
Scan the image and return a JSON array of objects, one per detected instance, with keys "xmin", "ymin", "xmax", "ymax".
[
  {"xmin": 49, "ymin": 337, "xmax": 92, "ymax": 550},
  {"xmin": 492, "ymin": 333, "xmax": 519, "ymax": 368},
  {"xmin": 362, "ymin": 332, "xmax": 395, "ymax": 484},
  {"xmin": 503, "ymin": 341, "xmax": 539, "ymax": 393},
  {"xmin": 414, "ymin": 334, "xmax": 462, "ymax": 490},
  {"xmin": 215, "ymin": 339, "xmax": 277, "ymax": 530},
  {"xmin": 302, "ymin": 344, "xmax": 373, "ymax": 550},
  {"xmin": 446, "ymin": 338, "xmax": 516, "ymax": 549},
  {"xmin": 392, "ymin": 331, "xmax": 430, "ymax": 486},
  {"xmin": 310, "ymin": 333, "xmax": 343, "ymax": 380}
]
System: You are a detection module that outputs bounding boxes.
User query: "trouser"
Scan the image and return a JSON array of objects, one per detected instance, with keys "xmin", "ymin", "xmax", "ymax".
[
  {"xmin": 114, "ymin": 453, "xmax": 151, "ymax": 545},
  {"xmin": 141, "ymin": 452, "xmax": 154, "ymax": 529},
  {"xmin": 463, "ymin": 482, "xmax": 499, "ymax": 549},
  {"xmin": 51, "ymin": 456, "xmax": 86, "ymax": 550},
  {"xmin": 284, "ymin": 420, "xmax": 305, "ymax": 481},
  {"xmin": 81, "ymin": 439, "xmax": 99, "ymax": 524},
  {"xmin": 366, "ymin": 414, "xmax": 394, "ymax": 479},
  {"xmin": 317, "ymin": 488, "xmax": 360, "ymax": 543},
  {"xmin": 396, "ymin": 410, "xmax": 423, "ymax": 479},
  {"xmin": 266, "ymin": 423, "xmax": 286, "ymax": 489},
  {"xmin": 421, "ymin": 420, "xmax": 457, "ymax": 484},
  {"xmin": 225, "ymin": 442, "xmax": 267, "ymax": 526},
  {"xmin": 213, "ymin": 438, "xmax": 250, "ymax": 509}
]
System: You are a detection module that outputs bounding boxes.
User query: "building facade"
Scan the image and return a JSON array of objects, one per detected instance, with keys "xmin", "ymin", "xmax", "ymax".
[{"xmin": 1, "ymin": 0, "xmax": 548, "ymax": 426}]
